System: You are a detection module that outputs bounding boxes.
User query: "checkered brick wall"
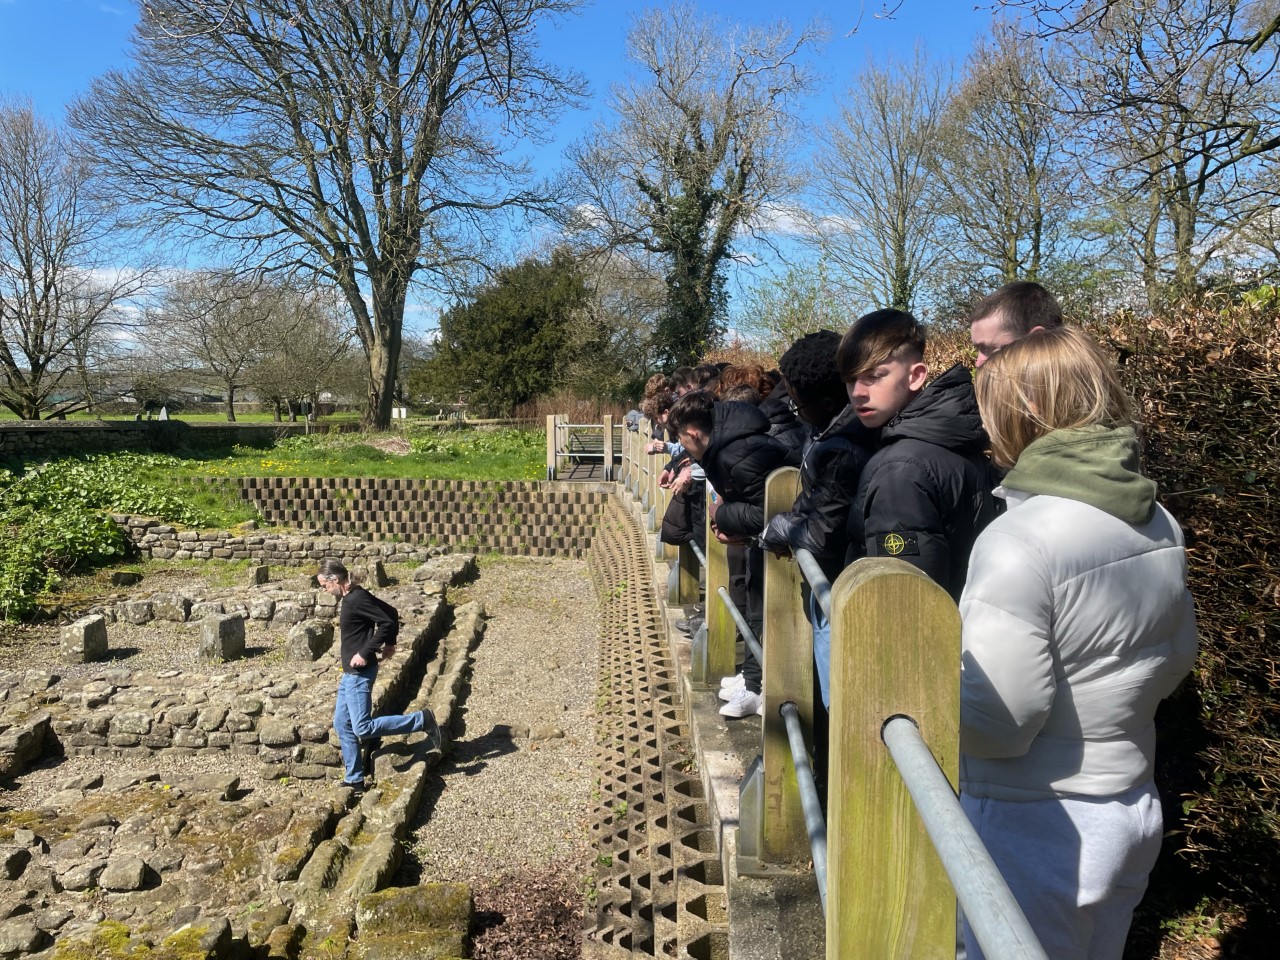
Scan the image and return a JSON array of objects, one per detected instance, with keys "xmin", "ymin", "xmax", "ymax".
[{"xmin": 203, "ymin": 478, "xmax": 609, "ymax": 557}]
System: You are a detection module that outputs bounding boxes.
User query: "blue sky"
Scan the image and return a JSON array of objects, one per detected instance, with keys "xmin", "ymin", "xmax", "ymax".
[
  {"xmin": 0, "ymin": 0, "xmax": 998, "ymax": 167},
  {"xmin": 0, "ymin": 0, "xmax": 999, "ymax": 331}
]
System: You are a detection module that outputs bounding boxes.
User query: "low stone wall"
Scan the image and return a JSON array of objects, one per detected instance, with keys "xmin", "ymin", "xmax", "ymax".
[
  {"xmin": 204, "ymin": 477, "xmax": 610, "ymax": 557},
  {"xmin": 117, "ymin": 516, "xmax": 453, "ymax": 566},
  {"xmin": 0, "ymin": 420, "xmax": 354, "ymax": 460}
]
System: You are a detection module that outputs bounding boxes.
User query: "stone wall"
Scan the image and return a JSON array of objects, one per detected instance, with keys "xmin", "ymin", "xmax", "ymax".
[
  {"xmin": 0, "ymin": 420, "xmax": 354, "ymax": 461},
  {"xmin": 212, "ymin": 477, "xmax": 610, "ymax": 557},
  {"xmin": 118, "ymin": 516, "xmax": 451, "ymax": 566}
]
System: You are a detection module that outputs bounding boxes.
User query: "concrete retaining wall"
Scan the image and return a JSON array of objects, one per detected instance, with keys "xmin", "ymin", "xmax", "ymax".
[{"xmin": 209, "ymin": 477, "xmax": 611, "ymax": 557}]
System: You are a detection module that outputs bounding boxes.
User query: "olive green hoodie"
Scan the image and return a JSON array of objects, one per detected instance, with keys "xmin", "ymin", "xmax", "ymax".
[{"xmin": 1001, "ymin": 424, "xmax": 1156, "ymax": 525}]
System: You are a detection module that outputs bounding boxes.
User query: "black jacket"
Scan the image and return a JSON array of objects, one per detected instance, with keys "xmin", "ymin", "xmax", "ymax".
[
  {"xmin": 845, "ymin": 364, "xmax": 1000, "ymax": 601},
  {"xmin": 759, "ymin": 381, "xmax": 806, "ymax": 468},
  {"xmin": 761, "ymin": 405, "xmax": 875, "ymax": 583},
  {"xmin": 339, "ymin": 586, "xmax": 400, "ymax": 673},
  {"xmin": 698, "ymin": 400, "xmax": 788, "ymax": 540}
]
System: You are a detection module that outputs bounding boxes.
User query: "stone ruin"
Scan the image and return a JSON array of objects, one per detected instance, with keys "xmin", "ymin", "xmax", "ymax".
[{"xmin": 0, "ymin": 551, "xmax": 486, "ymax": 960}]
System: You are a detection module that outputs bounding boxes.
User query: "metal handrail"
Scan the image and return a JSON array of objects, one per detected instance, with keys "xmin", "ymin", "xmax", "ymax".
[
  {"xmin": 882, "ymin": 717, "xmax": 1050, "ymax": 960},
  {"xmin": 793, "ymin": 547, "xmax": 832, "ymax": 619},
  {"xmin": 780, "ymin": 701, "xmax": 828, "ymax": 914},
  {"xmin": 716, "ymin": 585, "xmax": 762, "ymax": 665}
]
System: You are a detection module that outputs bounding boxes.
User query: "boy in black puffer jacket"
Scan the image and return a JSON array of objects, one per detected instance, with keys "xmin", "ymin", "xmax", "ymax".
[
  {"xmin": 838, "ymin": 309, "xmax": 999, "ymax": 602},
  {"xmin": 667, "ymin": 390, "xmax": 787, "ymax": 718}
]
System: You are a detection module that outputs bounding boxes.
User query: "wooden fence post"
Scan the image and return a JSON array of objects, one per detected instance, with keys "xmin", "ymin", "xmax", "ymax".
[
  {"xmin": 602, "ymin": 414, "xmax": 614, "ymax": 481},
  {"xmin": 545, "ymin": 414, "xmax": 557, "ymax": 481},
  {"xmin": 701, "ymin": 481, "xmax": 735, "ymax": 686},
  {"xmin": 760, "ymin": 467, "xmax": 809, "ymax": 865},
  {"xmin": 826, "ymin": 558, "xmax": 960, "ymax": 959}
]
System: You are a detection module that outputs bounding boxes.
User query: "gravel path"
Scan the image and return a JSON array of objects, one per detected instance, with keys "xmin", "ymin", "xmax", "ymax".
[{"xmin": 404, "ymin": 556, "xmax": 599, "ymax": 885}]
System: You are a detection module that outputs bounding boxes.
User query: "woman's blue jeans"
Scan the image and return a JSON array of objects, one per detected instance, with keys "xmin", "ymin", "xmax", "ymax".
[{"xmin": 333, "ymin": 662, "xmax": 422, "ymax": 784}]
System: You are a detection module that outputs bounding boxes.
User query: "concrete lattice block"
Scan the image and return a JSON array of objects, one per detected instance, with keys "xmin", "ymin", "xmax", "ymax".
[
  {"xmin": 61, "ymin": 615, "xmax": 108, "ymax": 664},
  {"xmin": 200, "ymin": 615, "xmax": 245, "ymax": 662}
]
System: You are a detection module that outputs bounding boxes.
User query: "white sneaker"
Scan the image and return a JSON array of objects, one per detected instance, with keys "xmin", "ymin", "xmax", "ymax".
[
  {"xmin": 719, "ymin": 687, "xmax": 762, "ymax": 718},
  {"xmin": 719, "ymin": 672, "xmax": 745, "ymax": 691}
]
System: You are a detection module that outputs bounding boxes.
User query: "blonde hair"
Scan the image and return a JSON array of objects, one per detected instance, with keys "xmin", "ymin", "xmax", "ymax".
[{"xmin": 975, "ymin": 326, "xmax": 1136, "ymax": 468}]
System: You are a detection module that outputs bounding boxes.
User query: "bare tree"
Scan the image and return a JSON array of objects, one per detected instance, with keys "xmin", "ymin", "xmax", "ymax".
[
  {"xmin": 71, "ymin": 0, "xmax": 584, "ymax": 429},
  {"xmin": 740, "ymin": 258, "xmax": 851, "ymax": 355},
  {"xmin": 812, "ymin": 48, "xmax": 951, "ymax": 311},
  {"xmin": 930, "ymin": 23, "xmax": 1079, "ymax": 287},
  {"xmin": 0, "ymin": 100, "xmax": 145, "ymax": 420},
  {"xmin": 147, "ymin": 271, "xmax": 281, "ymax": 421},
  {"xmin": 1001, "ymin": 0, "xmax": 1280, "ymax": 303},
  {"xmin": 247, "ymin": 285, "xmax": 359, "ymax": 421},
  {"xmin": 569, "ymin": 5, "xmax": 818, "ymax": 366}
]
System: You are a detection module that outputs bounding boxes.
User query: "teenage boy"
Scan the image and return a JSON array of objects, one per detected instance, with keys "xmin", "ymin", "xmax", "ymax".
[
  {"xmin": 319, "ymin": 559, "xmax": 441, "ymax": 791},
  {"xmin": 968, "ymin": 280, "xmax": 1064, "ymax": 367},
  {"xmin": 837, "ymin": 310, "xmax": 998, "ymax": 602},
  {"xmin": 760, "ymin": 331, "xmax": 874, "ymax": 708},
  {"xmin": 667, "ymin": 390, "xmax": 787, "ymax": 718}
]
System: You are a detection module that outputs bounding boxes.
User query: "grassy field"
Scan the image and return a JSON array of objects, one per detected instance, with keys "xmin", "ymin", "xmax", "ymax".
[{"xmin": 159, "ymin": 428, "xmax": 546, "ymax": 482}]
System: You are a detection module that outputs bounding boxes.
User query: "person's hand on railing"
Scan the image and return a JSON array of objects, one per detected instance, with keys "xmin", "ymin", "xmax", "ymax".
[
  {"xmin": 670, "ymin": 464, "xmax": 694, "ymax": 495},
  {"xmin": 658, "ymin": 467, "xmax": 675, "ymax": 488},
  {"xmin": 646, "ymin": 439, "xmax": 667, "ymax": 455},
  {"xmin": 761, "ymin": 514, "xmax": 797, "ymax": 557}
]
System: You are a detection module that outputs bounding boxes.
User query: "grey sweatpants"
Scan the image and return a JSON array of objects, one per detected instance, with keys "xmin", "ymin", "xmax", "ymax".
[{"xmin": 960, "ymin": 781, "xmax": 1163, "ymax": 960}]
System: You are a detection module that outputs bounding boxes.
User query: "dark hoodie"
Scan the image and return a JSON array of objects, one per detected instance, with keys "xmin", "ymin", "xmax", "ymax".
[
  {"xmin": 846, "ymin": 363, "xmax": 999, "ymax": 601},
  {"xmin": 759, "ymin": 380, "xmax": 806, "ymax": 467},
  {"xmin": 698, "ymin": 400, "xmax": 788, "ymax": 539}
]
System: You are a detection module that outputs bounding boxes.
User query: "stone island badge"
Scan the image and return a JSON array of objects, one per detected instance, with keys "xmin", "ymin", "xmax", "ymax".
[{"xmin": 877, "ymin": 532, "xmax": 919, "ymax": 556}]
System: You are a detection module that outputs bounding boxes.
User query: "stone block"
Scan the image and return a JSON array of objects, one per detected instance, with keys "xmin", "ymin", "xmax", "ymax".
[
  {"xmin": 250, "ymin": 565, "xmax": 270, "ymax": 585},
  {"xmin": 151, "ymin": 594, "xmax": 191, "ymax": 622},
  {"xmin": 190, "ymin": 600, "xmax": 225, "ymax": 619},
  {"xmin": 0, "ymin": 846, "xmax": 30, "ymax": 881},
  {"xmin": 99, "ymin": 856, "xmax": 151, "ymax": 891},
  {"xmin": 286, "ymin": 620, "xmax": 334, "ymax": 662},
  {"xmin": 0, "ymin": 919, "xmax": 48, "ymax": 956},
  {"xmin": 199, "ymin": 615, "xmax": 245, "ymax": 662},
  {"xmin": 119, "ymin": 600, "xmax": 154, "ymax": 625},
  {"xmin": 273, "ymin": 601, "xmax": 305, "ymax": 625},
  {"xmin": 60, "ymin": 615, "xmax": 108, "ymax": 664},
  {"xmin": 111, "ymin": 571, "xmax": 143, "ymax": 586},
  {"xmin": 248, "ymin": 597, "xmax": 276, "ymax": 620},
  {"xmin": 257, "ymin": 721, "xmax": 298, "ymax": 748},
  {"xmin": 355, "ymin": 883, "xmax": 474, "ymax": 936}
]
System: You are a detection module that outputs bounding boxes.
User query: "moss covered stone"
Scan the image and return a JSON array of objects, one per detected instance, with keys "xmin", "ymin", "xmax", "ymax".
[{"xmin": 354, "ymin": 883, "xmax": 472, "ymax": 936}]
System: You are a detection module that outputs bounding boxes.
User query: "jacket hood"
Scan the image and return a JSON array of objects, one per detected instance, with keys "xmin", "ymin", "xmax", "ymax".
[
  {"xmin": 759, "ymin": 380, "xmax": 797, "ymax": 428},
  {"xmin": 1003, "ymin": 425, "xmax": 1156, "ymax": 524},
  {"xmin": 704, "ymin": 400, "xmax": 772, "ymax": 459},
  {"xmin": 880, "ymin": 363, "xmax": 988, "ymax": 453}
]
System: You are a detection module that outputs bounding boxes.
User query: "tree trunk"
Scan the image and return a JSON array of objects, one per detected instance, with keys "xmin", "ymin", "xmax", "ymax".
[
  {"xmin": 362, "ymin": 283, "xmax": 406, "ymax": 431},
  {"xmin": 225, "ymin": 385, "xmax": 237, "ymax": 422}
]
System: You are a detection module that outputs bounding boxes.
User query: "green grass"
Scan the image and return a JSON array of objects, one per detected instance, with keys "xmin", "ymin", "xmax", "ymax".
[{"xmin": 144, "ymin": 428, "xmax": 546, "ymax": 482}]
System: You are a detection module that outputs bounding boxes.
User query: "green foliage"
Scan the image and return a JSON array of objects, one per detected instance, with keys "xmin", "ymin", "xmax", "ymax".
[
  {"xmin": 411, "ymin": 249, "xmax": 590, "ymax": 416},
  {"xmin": 654, "ymin": 192, "xmax": 729, "ymax": 367},
  {"xmin": 0, "ymin": 453, "xmax": 216, "ymax": 620},
  {"xmin": 3, "ymin": 453, "xmax": 211, "ymax": 525}
]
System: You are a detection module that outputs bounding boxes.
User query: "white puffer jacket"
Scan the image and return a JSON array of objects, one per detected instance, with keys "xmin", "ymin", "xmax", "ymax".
[{"xmin": 958, "ymin": 427, "xmax": 1199, "ymax": 802}]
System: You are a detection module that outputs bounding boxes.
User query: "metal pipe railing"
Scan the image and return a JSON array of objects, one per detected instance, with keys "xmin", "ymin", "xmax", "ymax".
[
  {"xmin": 793, "ymin": 547, "xmax": 832, "ymax": 619},
  {"xmin": 780, "ymin": 701, "xmax": 828, "ymax": 914},
  {"xmin": 882, "ymin": 717, "xmax": 1050, "ymax": 960},
  {"xmin": 716, "ymin": 585, "xmax": 762, "ymax": 666}
]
